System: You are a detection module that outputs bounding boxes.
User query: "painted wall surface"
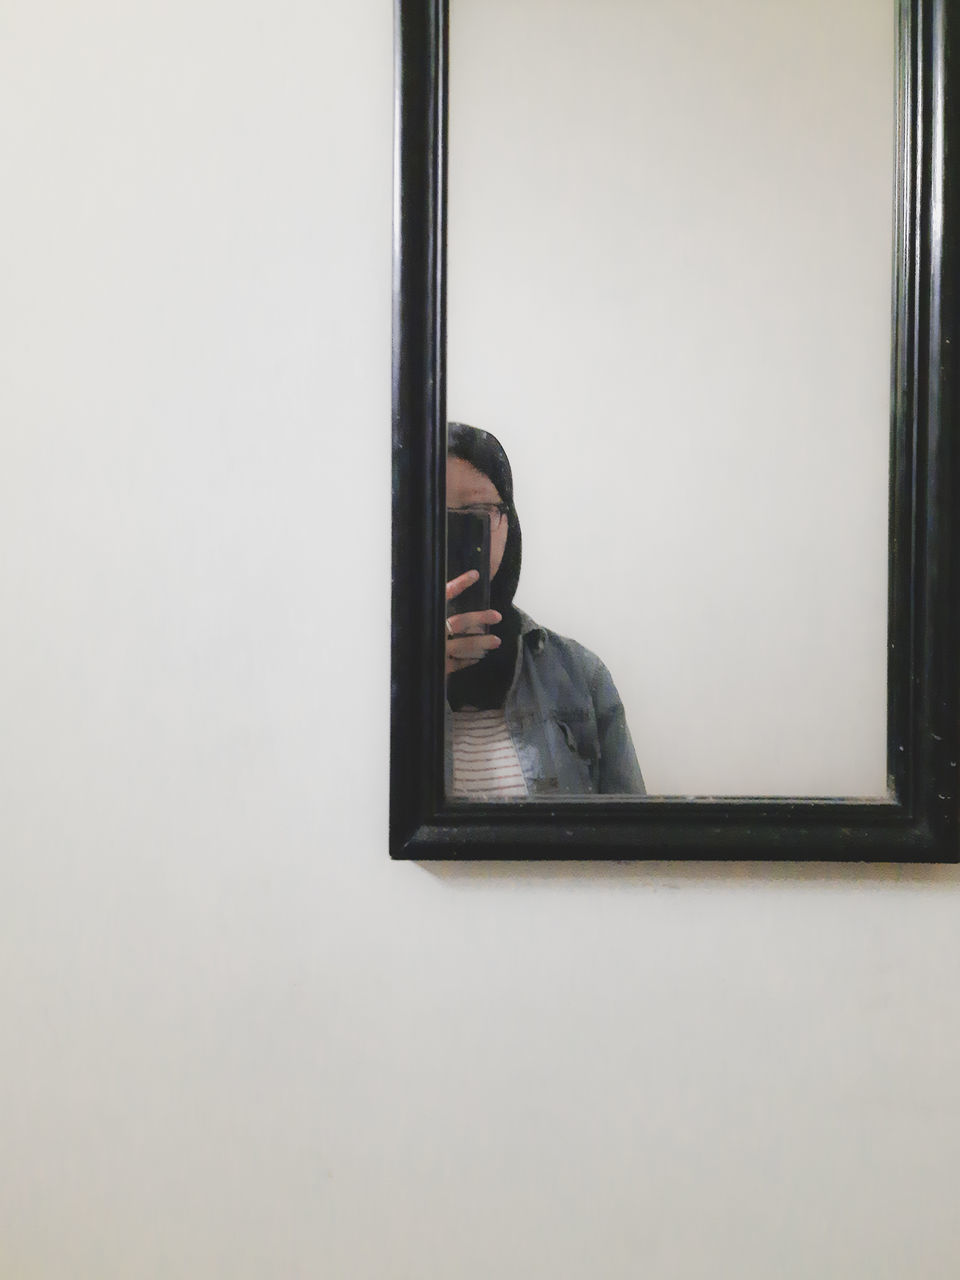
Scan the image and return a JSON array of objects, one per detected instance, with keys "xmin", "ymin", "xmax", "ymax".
[{"xmin": 2, "ymin": 3, "xmax": 959, "ymax": 1279}]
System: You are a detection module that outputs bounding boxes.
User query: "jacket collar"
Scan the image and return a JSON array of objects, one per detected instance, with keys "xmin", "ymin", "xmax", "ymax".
[{"xmin": 516, "ymin": 608, "xmax": 547, "ymax": 655}]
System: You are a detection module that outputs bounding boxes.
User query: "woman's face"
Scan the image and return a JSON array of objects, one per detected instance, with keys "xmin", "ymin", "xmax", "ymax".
[{"xmin": 447, "ymin": 455, "xmax": 509, "ymax": 580}]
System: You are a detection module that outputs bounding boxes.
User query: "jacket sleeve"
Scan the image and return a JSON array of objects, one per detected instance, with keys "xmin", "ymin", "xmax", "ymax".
[{"xmin": 591, "ymin": 660, "xmax": 646, "ymax": 795}]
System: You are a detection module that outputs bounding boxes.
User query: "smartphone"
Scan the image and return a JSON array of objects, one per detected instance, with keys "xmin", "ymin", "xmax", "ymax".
[{"xmin": 446, "ymin": 510, "xmax": 491, "ymax": 622}]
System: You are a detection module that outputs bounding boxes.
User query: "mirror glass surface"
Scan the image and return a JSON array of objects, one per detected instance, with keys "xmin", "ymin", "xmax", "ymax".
[{"xmin": 446, "ymin": 0, "xmax": 895, "ymax": 798}]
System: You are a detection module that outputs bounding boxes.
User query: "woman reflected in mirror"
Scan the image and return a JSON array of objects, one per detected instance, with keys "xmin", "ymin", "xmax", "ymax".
[{"xmin": 444, "ymin": 422, "xmax": 645, "ymax": 798}]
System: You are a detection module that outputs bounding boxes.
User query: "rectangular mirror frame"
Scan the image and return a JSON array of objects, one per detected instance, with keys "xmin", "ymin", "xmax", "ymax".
[{"xmin": 391, "ymin": 0, "xmax": 959, "ymax": 861}]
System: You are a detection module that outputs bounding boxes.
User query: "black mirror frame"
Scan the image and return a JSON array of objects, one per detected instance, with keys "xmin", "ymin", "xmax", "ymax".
[{"xmin": 391, "ymin": 0, "xmax": 959, "ymax": 861}]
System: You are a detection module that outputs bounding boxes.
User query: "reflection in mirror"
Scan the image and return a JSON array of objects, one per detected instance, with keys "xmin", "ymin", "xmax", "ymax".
[
  {"xmin": 446, "ymin": 0, "xmax": 895, "ymax": 797},
  {"xmin": 445, "ymin": 423, "xmax": 646, "ymax": 799}
]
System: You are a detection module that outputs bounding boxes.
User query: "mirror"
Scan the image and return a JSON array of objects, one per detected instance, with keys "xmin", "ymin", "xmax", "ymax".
[
  {"xmin": 390, "ymin": 0, "xmax": 959, "ymax": 860},
  {"xmin": 446, "ymin": 0, "xmax": 893, "ymax": 798}
]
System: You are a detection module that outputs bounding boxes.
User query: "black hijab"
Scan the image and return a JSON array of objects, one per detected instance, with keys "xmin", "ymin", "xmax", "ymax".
[{"xmin": 446, "ymin": 423, "xmax": 523, "ymax": 710}]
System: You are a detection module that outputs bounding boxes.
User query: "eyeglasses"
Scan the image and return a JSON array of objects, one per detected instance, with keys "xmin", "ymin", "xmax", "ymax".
[{"xmin": 448, "ymin": 502, "xmax": 509, "ymax": 530}]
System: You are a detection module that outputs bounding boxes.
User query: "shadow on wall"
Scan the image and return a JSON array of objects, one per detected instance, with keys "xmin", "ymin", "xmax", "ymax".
[{"xmin": 416, "ymin": 860, "xmax": 960, "ymax": 891}]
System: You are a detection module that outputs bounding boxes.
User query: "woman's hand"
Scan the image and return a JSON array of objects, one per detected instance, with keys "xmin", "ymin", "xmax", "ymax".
[{"xmin": 445, "ymin": 570, "xmax": 502, "ymax": 677}]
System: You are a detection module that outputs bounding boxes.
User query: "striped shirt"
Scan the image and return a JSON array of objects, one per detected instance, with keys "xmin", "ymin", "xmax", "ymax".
[{"xmin": 450, "ymin": 709, "xmax": 529, "ymax": 799}]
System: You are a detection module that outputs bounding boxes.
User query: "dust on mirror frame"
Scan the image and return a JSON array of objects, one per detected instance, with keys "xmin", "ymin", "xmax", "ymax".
[{"xmin": 389, "ymin": 0, "xmax": 960, "ymax": 862}]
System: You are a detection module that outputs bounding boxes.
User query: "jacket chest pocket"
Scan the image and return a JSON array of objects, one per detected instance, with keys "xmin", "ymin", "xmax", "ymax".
[{"xmin": 555, "ymin": 715, "xmax": 599, "ymax": 767}]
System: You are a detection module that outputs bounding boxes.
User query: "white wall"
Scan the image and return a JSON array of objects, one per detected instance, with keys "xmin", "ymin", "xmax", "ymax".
[
  {"xmin": 448, "ymin": 0, "xmax": 892, "ymax": 796},
  {"xmin": 2, "ymin": 3, "xmax": 960, "ymax": 1279}
]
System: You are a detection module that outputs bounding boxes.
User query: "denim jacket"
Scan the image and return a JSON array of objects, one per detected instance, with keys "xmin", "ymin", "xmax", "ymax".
[{"xmin": 446, "ymin": 610, "xmax": 645, "ymax": 797}]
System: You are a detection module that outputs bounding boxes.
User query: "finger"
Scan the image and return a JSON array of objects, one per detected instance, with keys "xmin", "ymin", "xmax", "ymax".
[
  {"xmin": 447, "ymin": 654, "xmax": 483, "ymax": 670},
  {"xmin": 445, "ymin": 569, "xmax": 479, "ymax": 602},
  {"xmin": 447, "ymin": 635, "xmax": 501, "ymax": 660},
  {"xmin": 446, "ymin": 609, "xmax": 501, "ymax": 637}
]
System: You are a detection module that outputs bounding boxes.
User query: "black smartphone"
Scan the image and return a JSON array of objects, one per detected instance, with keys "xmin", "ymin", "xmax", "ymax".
[{"xmin": 446, "ymin": 510, "xmax": 491, "ymax": 621}]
